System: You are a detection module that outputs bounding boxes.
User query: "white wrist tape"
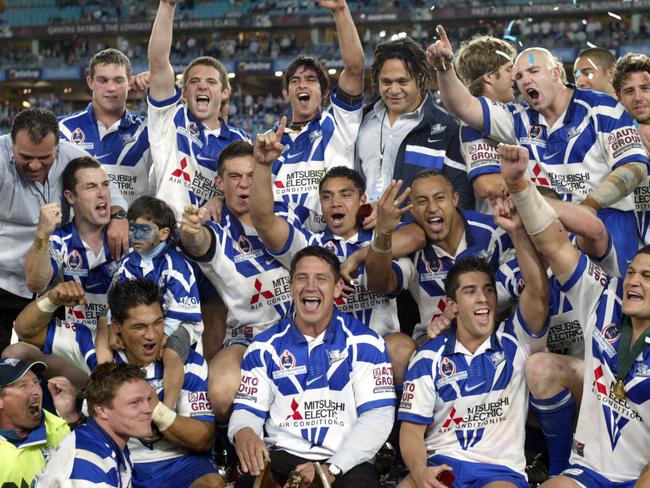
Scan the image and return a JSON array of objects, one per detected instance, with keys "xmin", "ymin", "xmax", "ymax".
[
  {"xmin": 152, "ymin": 401, "xmax": 177, "ymax": 431},
  {"xmin": 36, "ymin": 296, "xmax": 60, "ymax": 313},
  {"xmin": 509, "ymin": 181, "xmax": 558, "ymax": 235}
]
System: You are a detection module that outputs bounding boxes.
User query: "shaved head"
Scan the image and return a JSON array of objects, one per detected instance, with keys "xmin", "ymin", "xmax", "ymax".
[{"xmin": 515, "ymin": 48, "xmax": 557, "ymax": 71}]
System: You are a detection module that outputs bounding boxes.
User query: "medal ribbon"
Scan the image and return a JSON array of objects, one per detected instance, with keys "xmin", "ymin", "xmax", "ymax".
[{"xmin": 616, "ymin": 316, "xmax": 650, "ymax": 386}]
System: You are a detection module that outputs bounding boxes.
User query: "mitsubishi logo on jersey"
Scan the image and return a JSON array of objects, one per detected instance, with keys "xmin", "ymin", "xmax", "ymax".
[
  {"xmin": 274, "ymin": 181, "xmax": 285, "ymax": 189},
  {"xmin": 430, "ymin": 299, "xmax": 447, "ymax": 322},
  {"xmin": 531, "ymin": 164, "xmax": 550, "ymax": 186},
  {"xmin": 286, "ymin": 398, "xmax": 303, "ymax": 420},
  {"xmin": 67, "ymin": 307, "xmax": 85, "ymax": 321},
  {"xmin": 593, "ymin": 365, "xmax": 607, "ymax": 395},
  {"xmin": 442, "ymin": 406, "xmax": 464, "ymax": 428},
  {"xmin": 250, "ymin": 279, "xmax": 274, "ymax": 304},
  {"xmin": 171, "ymin": 158, "xmax": 191, "ymax": 182}
]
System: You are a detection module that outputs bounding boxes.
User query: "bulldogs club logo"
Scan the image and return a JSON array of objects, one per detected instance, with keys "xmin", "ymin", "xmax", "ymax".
[
  {"xmin": 440, "ymin": 357, "xmax": 456, "ymax": 378},
  {"xmin": 238, "ymin": 235, "xmax": 252, "ymax": 254},
  {"xmin": 280, "ymin": 349, "xmax": 296, "ymax": 370},
  {"xmin": 65, "ymin": 250, "xmax": 83, "ymax": 270},
  {"xmin": 71, "ymin": 128, "xmax": 85, "ymax": 145}
]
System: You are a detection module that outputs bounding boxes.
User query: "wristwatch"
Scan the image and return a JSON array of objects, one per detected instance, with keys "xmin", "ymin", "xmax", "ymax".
[
  {"xmin": 325, "ymin": 463, "xmax": 342, "ymax": 483},
  {"xmin": 110, "ymin": 209, "xmax": 127, "ymax": 220}
]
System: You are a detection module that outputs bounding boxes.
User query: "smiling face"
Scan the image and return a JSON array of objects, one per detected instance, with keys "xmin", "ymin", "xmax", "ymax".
[
  {"xmin": 291, "ymin": 255, "xmax": 343, "ymax": 334},
  {"xmin": 283, "ymin": 65, "xmax": 325, "ymax": 123},
  {"xmin": 410, "ymin": 175, "xmax": 461, "ymax": 252},
  {"xmin": 513, "ymin": 49, "xmax": 561, "ymax": 114},
  {"xmin": 12, "ymin": 130, "xmax": 58, "ymax": 184},
  {"xmin": 114, "ymin": 303, "xmax": 165, "ymax": 366},
  {"xmin": 96, "ymin": 379, "xmax": 153, "ymax": 445},
  {"xmin": 0, "ymin": 370, "xmax": 43, "ymax": 437},
  {"xmin": 87, "ymin": 63, "xmax": 129, "ymax": 119},
  {"xmin": 182, "ymin": 64, "xmax": 229, "ymax": 129},
  {"xmin": 622, "ymin": 252, "xmax": 650, "ymax": 320},
  {"xmin": 378, "ymin": 58, "xmax": 422, "ymax": 120},
  {"xmin": 618, "ymin": 71, "xmax": 650, "ymax": 124},
  {"xmin": 64, "ymin": 166, "xmax": 111, "ymax": 228},
  {"xmin": 450, "ymin": 271, "xmax": 497, "ymax": 347},
  {"xmin": 216, "ymin": 154, "xmax": 255, "ymax": 219},
  {"xmin": 319, "ymin": 176, "xmax": 365, "ymax": 240}
]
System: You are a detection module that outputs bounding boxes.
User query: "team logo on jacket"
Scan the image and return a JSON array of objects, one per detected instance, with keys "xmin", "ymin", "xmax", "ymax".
[
  {"xmin": 65, "ymin": 250, "xmax": 83, "ymax": 270},
  {"xmin": 280, "ymin": 349, "xmax": 296, "ymax": 370},
  {"xmin": 71, "ymin": 128, "xmax": 85, "ymax": 144}
]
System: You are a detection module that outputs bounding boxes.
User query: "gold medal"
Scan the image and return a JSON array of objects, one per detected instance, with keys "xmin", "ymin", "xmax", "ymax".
[{"xmin": 613, "ymin": 379, "xmax": 626, "ymax": 400}]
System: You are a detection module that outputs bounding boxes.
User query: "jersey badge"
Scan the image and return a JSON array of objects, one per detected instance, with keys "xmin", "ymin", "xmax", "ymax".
[
  {"xmin": 328, "ymin": 349, "xmax": 347, "ymax": 365},
  {"xmin": 489, "ymin": 351, "xmax": 505, "ymax": 368},
  {"xmin": 280, "ymin": 349, "xmax": 297, "ymax": 370},
  {"xmin": 71, "ymin": 127, "xmax": 85, "ymax": 145},
  {"xmin": 238, "ymin": 235, "xmax": 253, "ymax": 254},
  {"xmin": 429, "ymin": 123, "xmax": 447, "ymax": 136},
  {"xmin": 309, "ymin": 130, "xmax": 322, "ymax": 142},
  {"xmin": 188, "ymin": 121, "xmax": 200, "ymax": 138},
  {"xmin": 65, "ymin": 249, "xmax": 83, "ymax": 271}
]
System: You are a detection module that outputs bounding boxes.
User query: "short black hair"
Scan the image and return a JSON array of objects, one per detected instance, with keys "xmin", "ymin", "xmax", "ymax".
[
  {"xmin": 283, "ymin": 55, "xmax": 330, "ymax": 96},
  {"xmin": 371, "ymin": 37, "xmax": 432, "ymax": 90},
  {"xmin": 217, "ymin": 140, "xmax": 254, "ymax": 177},
  {"xmin": 412, "ymin": 168, "xmax": 449, "ymax": 183},
  {"xmin": 84, "ymin": 362, "xmax": 146, "ymax": 417},
  {"xmin": 290, "ymin": 245, "xmax": 341, "ymax": 283},
  {"xmin": 576, "ymin": 47, "xmax": 616, "ymax": 71},
  {"xmin": 108, "ymin": 279, "xmax": 161, "ymax": 324},
  {"xmin": 11, "ymin": 107, "xmax": 60, "ymax": 144},
  {"xmin": 319, "ymin": 166, "xmax": 366, "ymax": 195},
  {"xmin": 62, "ymin": 156, "xmax": 102, "ymax": 194},
  {"xmin": 127, "ymin": 196, "xmax": 177, "ymax": 234},
  {"xmin": 445, "ymin": 256, "xmax": 495, "ymax": 300}
]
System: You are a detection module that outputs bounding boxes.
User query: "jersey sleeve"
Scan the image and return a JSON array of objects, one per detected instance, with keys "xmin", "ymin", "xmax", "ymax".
[
  {"xmin": 43, "ymin": 319, "xmax": 95, "ymax": 374},
  {"xmin": 479, "ymin": 97, "xmax": 519, "ymax": 144},
  {"xmin": 461, "ymin": 124, "xmax": 501, "ymax": 181},
  {"xmin": 176, "ymin": 352, "xmax": 214, "ymax": 423},
  {"xmin": 349, "ymin": 334, "xmax": 397, "ymax": 415},
  {"xmin": 397, "ymin": 348, "xmax": 437, "ymax": 424},
  {"xmin": 327, "ymin": 86, "xmax": 364, "ymax": 157},
  {"xmin": 509, "ymin": 303, "xmax": 550, "ymax": 356},
  {"xmin": 597, "ymin": 102, "xmax": 650, "ymax": 170},
  {"xmin": 147, "ymin": 86, "xmax": 182, "ymax": 146},
  {"xmin": 232, "ymin": 342, "xmax": 275, "ymax": 419}
]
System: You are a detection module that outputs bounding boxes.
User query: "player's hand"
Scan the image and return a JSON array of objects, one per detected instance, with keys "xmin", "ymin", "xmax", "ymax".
[
  {"xmin": 48, "ymin": 376, "xmax": 79, "ymax": 423},
  {"xmin": 426, "ymin": 26, "xmax": 453, "ymax": 72},
  {"xmin": 319, "ymin": 0, "xmax": 347, "ymax": 13},
  {"xmin": 427, "ymin": 305, "xmax": 456, "ymax": 340},
  {"xmin": 161, "ymin": 0, "xmax": 183, "ymax": 6},
  {"xmin": 292, "ymin": 463, "xmax": 317, "ymax": 486},
  {"xmin": 254, "ymin": 116, "xmax": 287, "ymax": 166},
  {"xmin": 181, "ymin": 205, "xmax": 210, "ymax": 235},
  {"xmin": 490, "ymin": 191, "xmax": 522, "ymax": 233},
  {"xmin": 36, "ymin": 203, "xmax": 62, "ymax": 238},
  {"xmin": 130, "ymin": 71, "xmax": 150, "ymax": 92},
  {"xmin": 204, "ymin": 195, "xmax": 224, "ymax": 222},
  {"xmin": 376, "ymin": 180, "xmax": 412, "ymax": 236},
  {"xmin": 497, "ymin": 143, "xmax": 529, "ymax": 183},
  {"xmin": 361, "ymin": 202, "xmax": 378, "ymax": 230},
  {"xmin": 48, "ymin": 281, "xmax": 87, "ymax": 307},
  {"xmin": 340, "ymin": 248, "xmax": 365, "ymax": 286},
  {"xmin": 234, "ymin": 427, "xmax": 269, "ymax": 476},
  {"xmin": 107, "ymin": 217, "xmax": 129, "ymax": 260},
  {"xmin": 412, "ymin": 464, "xmax": 454, "ymax": 488}
]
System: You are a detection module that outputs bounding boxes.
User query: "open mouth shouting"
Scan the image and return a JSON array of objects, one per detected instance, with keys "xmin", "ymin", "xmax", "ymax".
[
  {"xmin": 301, "ymin": 296, "xmax": 321, "ymax": 314},
  {"xmin": 142, "ymin": 342, "xmax": 158, "ymax": 358},
  {"xmin": 196, "ymin": 95, "xmax": 211, "ymax": 111},
  {"xmin": 526, "ymin": 88, "xmax": 540, "ymax": 102},
  {"xmin": 427, "ymin": 216, "xmax": 445, "ymax": 234},
  {"xmin": 96, "ymin": 202, "xmax": 109, "ymax": 218},
  {"xmin": 474, "ymin": 307, "xmax": 491, "ymax": 327}
]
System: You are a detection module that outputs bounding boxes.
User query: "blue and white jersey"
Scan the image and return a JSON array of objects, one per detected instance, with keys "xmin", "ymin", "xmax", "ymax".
[
  {"xmin": 32, "ymin": 417, "xmax": 133, "ymax": 488},
  {"xmin": 49, "ymin": 222, "xmax": 120, "ymax": 330},
  {"xmin": 398, "ymin": 210, "xmax": 514, "ymax": 339},
  {"xmin": 148, "ymin": 87, "xmax": 250, "ymax": 222},
  {"xmin": 460, "ymin": 123, "xmax": 500, "ymax": 214},
  {"xmin": 269, "ymin": 223, "xmax": 408, "ymax": 337},
  {"xmin": 193, "ymin": 208, "xmax": 292, "ymax": 342},
  {"xmin": 42, "ymin": 318, "xmax": 215, "ymax": 468},
  {"xmin": 398, "ymin": 308, "xmax": 548, "ymax": 476},
  {"xmin": 561, "ymin": 253, "xmax": 650, "ymax": 483},
  {"xmin": 116, "ymin": 243, "xmax": 203, "ymax": 345},
  {"xmin": 479, "ymin": 87, "xmax": 649, "ymax": 212},
  {"xmin": 271, "ymin": 88, "xmax": 363, "ymax": 231},
  {"xmin": 233, "ymin": 310, "xmax": 396, "ymax": 460},
  {"xmin": 59, "ymin": 103, "xmax": 153, "ymax": 205}
]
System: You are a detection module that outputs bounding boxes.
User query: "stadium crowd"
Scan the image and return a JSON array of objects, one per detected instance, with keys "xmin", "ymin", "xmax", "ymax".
[{"xmin": 0, "ymin": 0, "xmax": 649, "ymax": 487}]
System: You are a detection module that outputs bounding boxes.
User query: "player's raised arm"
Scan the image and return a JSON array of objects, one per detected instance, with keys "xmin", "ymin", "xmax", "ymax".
[
  {"xmin": 148, "ymin": 0, "xmax": 179, "ymax": 101},
  {"xmin": 320, "ymin": 0, "xmax": 364, "ymax": 96},
  {"xmin": 499, "ymin": 144, "xmax": 580, "ymax": 282},
  {"xmin": 426, "ymin": 26, "xmax": 484, "ymax": 130}
]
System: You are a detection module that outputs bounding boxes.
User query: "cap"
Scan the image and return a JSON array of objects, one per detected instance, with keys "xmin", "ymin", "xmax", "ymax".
[{"xmin": 0, "ymin": 358, "xmax": 46, "ymax": 387}]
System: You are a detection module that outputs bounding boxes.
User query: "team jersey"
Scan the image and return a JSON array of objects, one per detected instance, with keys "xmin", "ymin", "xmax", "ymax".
[
  {"xmin": 41, "ymin": 317, "xmax": 215, "ymax": 469},
  {"xmin": 192, "ymin": 208, "xmax": 292, "ymax": 342},
  {"xmin": 232, "ymin": 309, "xmax": 396, "ymax": 460},
  {"xmin": 49, "ymin": 222, "xmax": 120, "ymax": 330},
  {"xmin": 269, "ymin": 223, "xmax": 408, "ymax": 337},
  {"xmin": 0, "ymin": 410, "xmax": 70, "ymax": 487},
  {"xmin": 561, "ymin": 253, "xmax": 650, "ymax": 483},
  {"xmin": 397, "ymin": 210, "xmax": 514, "ymax": 339},
  {"xmin": 32, "ymin": 417, "xmax": 132, "ymax": 488},
  {"xmin": 271, "ymin": 88, "xmax": 363, "ymax": 231},
  {"xmin": 147, "ymin": 87, "xmax": 250, "ymax": 222},
  {"xmin": 478, "ymin": 87, "xmax": 649, "ymax": 212},
  {"xmin": 460, "ymin": 123, "xmax": 500, "ymax": 214},
  {"xmin": 116, "ymin": 243, "xmax": 203, "ymax": 345},
  {"xmin": 59, "ymin": 103, "xmax": 153, "ymax": 205},
  {"xmin": 398, "ymin": 307, "xmax": 548, "ymax": 476}
]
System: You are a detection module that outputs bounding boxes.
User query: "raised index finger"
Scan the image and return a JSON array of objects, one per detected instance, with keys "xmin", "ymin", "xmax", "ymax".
[
  {"xmin": 276, "ymin": 116, "xmax": 288, "ymax": 141},
  {"xmin": 436, "ymin": 25, "xmax": 450, "ymax": 45}
]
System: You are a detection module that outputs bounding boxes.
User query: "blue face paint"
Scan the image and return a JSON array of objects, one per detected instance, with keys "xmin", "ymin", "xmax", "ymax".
[
  {"xmin": 528, "ymin": 52, "xmax": 535, "ymax": 66},
  {"xmin": 128, "ymin": 223, "xmax": 156, "ymax": 243}
]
